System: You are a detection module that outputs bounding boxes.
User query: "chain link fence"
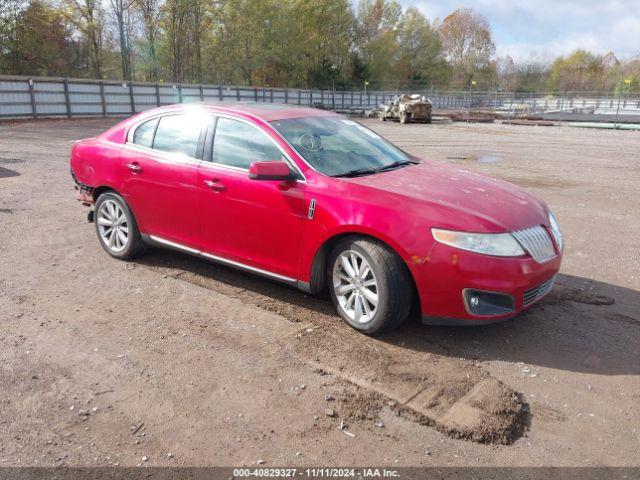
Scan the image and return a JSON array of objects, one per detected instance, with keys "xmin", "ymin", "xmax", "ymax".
[
  {"xmin": 429, "ymin": 90, "xmax": 640, "ymax": 123},
  {"xmin": 2, "ymin": 75, "xmax": 640, "ymax": 124}
]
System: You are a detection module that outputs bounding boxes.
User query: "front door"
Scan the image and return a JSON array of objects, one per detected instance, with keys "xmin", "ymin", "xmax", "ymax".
[
  {"xmin": 197, "ymin": 116, "xmax": 306, "ymax": 280},
  {"xmin": 120, "ymin": 113, "xmax": 207, "ymax": 248}
]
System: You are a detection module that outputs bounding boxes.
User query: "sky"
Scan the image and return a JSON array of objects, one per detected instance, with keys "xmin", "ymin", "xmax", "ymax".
[{"xmin": 399, "ymin": 0, "xmax": 640, "ymax": 63}]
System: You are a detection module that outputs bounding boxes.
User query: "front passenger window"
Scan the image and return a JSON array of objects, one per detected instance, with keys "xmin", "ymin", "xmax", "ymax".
[{"xmin": 212, "ymin": 117, "xmax": 283, "ymax": 169}]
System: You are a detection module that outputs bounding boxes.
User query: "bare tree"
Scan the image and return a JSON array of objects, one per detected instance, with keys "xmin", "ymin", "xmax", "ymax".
[
  {"xmin": 109, "ymin": 0, "xmax": 134, "ymax": 80},
  {"xmin": 58, "ymin": 0, "xmax": 104, "ymax": 78},
  {"xmin": 190, "ymin": 0, "xmax": 208, "ymax": 83},
  {"xmin": 133, "ymin": 0, "xmax": 162, "ymax": 81},
  {"xmin": 164, "ymin": 0, "xmax": 191, "ymax": 82},
  {"xmin": 439, "ymin": 8, "xmax": 495, "ymax": 86}
]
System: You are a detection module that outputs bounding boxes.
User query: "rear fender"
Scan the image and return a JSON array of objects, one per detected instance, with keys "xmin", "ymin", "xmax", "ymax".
[{"xmin": 71, "ymin": 140, "xmax": 124, "ymax": 193}]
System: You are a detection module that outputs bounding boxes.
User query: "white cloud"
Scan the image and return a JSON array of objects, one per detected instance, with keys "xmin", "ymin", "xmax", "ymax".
[{"xmin": 397, "ymin": 0, "xmax": 640, "ymax": 62}]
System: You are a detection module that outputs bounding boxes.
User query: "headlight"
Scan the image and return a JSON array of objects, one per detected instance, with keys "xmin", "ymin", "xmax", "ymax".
[
  {"xmin": 431, "ymin": 228, "xmax": 525, "ymax": 257},
  {"xmin": 548, "ymin": 211, "xmax": 563, "ymax": 251}
]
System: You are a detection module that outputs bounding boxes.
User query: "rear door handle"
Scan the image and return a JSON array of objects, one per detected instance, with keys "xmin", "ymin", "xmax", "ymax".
[
  {"xmin": 204, "ymin": 179, "xmax": 226, "ymax": 192},
  {"xmin": 126, "ymin": 162, "xmax": 143, "ymax": 173}
]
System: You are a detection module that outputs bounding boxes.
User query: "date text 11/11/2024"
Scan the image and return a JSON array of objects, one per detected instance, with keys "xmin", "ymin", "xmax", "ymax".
[{"xmin": 232, "ymin": 468, "xmax": 401, "ymax": 478}]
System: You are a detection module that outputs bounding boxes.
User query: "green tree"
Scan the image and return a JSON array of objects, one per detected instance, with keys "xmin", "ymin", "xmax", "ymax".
[
  {"xmin": 616, "ymin": 76, "xmax": 640, "ymax": 95},
  {"xmin": 355, "ymin": 0, "xmax": 403, "ymax": 89},
  {"xmin": 396, "ymin": 7, "xmax": 449, "ymax": 88},
  {"xmin": 1, "ymin": 0, "xmax": 75, "ymax": 76},
  {"xmin": 207, "ymin": 0, "xmax": 271, "ymax": 85},
  {"xmin": 0, "ymin": 0, "xmax": 27, "ymax": 73},
  {"xmin": 292, "ymin": 0, "xmax": 355, "ymax": 89},
  {"xmin": 547, "ymin": 50, "xmax": 604, "ymax": 92},
  {"xmin": 203, "ymin": 0, "xmax": 354, "ymax": 89},
  {"xmin": 615, "ymin": 56, "xmax": 640, "ymax": 95}
]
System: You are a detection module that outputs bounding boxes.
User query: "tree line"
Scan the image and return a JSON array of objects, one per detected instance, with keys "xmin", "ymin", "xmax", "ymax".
[{"xmin": 1, "ymin": 0, "xmax": 639, "ymax": 93}]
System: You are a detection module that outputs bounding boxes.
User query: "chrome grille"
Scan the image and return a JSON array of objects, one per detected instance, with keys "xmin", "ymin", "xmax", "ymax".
[
  {"xmin": 512, "ymin": 226, "xmax": 557, "ymax": 263},
  {"xmin": 523, "ymin": 275, "xmax": 556, "ymax": 306}
]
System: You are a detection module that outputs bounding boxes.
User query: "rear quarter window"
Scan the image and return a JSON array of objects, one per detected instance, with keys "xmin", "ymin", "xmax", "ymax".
[
  {"xmin": 131, "ymin": 118, "xmax": 158, "ymax": 148},
  {"xmin": 152, "ymin": 114, "xmax": 203, "ymax": 158}
]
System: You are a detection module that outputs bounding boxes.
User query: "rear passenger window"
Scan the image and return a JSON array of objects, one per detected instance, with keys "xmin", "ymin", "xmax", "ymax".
[
  {"xmin": 212, "ymin": 117, "xmax": 283, "ymax": 169},
  {"xmin": 132, "ymin": 118, "xmax": 158, "ymax": 148},
  {"xmin": 152, "ymin": 114, "xmax": 203, "ymax": 158}
]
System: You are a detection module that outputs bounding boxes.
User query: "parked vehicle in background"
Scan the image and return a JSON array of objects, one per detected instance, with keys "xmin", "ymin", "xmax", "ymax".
[
  {"xmin": 379, "ymin": 94, "xmax": 433, "ymax": 124},
  {"xmin": 70, "ymin": 103, "xmax": 562, "ymax": 335}
]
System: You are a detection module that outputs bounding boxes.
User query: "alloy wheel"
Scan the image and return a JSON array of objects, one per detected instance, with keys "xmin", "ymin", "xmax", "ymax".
[
  {"xmin": 97, "ymin": 199, "xmax": 129, "ymax": 253},
  {"xmin": 332, "ymin": 250, "xmax": 379, "ymax": 323}
]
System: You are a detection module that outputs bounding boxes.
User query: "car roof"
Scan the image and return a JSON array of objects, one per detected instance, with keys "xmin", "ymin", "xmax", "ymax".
[
  {"xmin": 110, "ymin": 103, "xmax": 340, "ymax": 143},
  {"xmin": 150, "ymin": 102, "xmax": 339, "ymax": 122},
  {"xmin": 206, "ymin": 102, "xmax": 339, "ymax": 121}
]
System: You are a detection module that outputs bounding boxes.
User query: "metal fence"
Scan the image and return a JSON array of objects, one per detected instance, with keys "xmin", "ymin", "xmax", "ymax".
[
  {"xmin": 1, "ymin": 74, "xmax": 640, "ymax": 123},
  {"xmin": 0, "ymin": 75, "xmax": 397, "ymax": 119}
]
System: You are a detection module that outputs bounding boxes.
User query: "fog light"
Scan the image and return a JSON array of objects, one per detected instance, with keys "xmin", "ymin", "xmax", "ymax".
[
  {"xmin": 463, "ymin": 289, "xmax": 515, "ymax": 316},
  {"xmin": 469, "ymin": 294, "xmax": 480, "ymax": 309}
]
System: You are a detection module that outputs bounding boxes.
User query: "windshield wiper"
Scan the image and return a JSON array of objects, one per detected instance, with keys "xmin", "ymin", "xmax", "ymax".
[
  {"xmin": 333, "ymin": 167, "xmax": 380, "ymax": 178},
  {"xmin": 375, "ymin": 160, "xmax": 418, "ymax": 172},
  {"xmin": 333, "ymin": 160, "xmax": 418, "ymax": 178}
]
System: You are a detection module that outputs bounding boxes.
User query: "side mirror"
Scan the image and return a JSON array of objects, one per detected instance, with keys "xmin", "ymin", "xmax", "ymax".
[{"xmin": 249, "ymin": 160, "xmax": 294, "ymax": 181}]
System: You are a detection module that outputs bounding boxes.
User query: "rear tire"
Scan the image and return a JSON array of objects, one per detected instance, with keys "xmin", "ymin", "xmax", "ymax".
[
  {"xmin": 94, "ymin": 192, "xmax": 146, "ymax": 260},
  {"xmin": 328, "ymin": 237, "xmax": 412, "ymax": 335}
]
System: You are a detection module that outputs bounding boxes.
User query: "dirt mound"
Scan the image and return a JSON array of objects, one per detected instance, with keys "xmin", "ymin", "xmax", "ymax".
[
  {"xmin": 553, "ymin": 285, "xmax": 615, "ymax": 305},
  {"xmin": 289, "ymin": 325, "xmax": 529, "ymax": 445}
]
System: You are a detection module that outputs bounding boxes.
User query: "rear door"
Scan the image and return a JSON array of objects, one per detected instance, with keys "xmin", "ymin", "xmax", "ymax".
[
  {"xmin": 120, "ymin": 113, "xmax": 209, "ymax": 248},
  {"xmin": 197, "ymin": 116, "xmax": 306, "ymax": 279}
]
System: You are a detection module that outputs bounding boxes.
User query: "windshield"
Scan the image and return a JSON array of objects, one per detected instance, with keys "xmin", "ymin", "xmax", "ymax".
[{"xmin": 269, "ymin": 116, "xmax": 413, "ymax": 177}]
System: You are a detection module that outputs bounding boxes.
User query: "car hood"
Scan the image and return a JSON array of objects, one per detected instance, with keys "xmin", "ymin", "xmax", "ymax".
[{"xmin": 341, "ymin": 160, "xmax": 549, "ymax": 233}]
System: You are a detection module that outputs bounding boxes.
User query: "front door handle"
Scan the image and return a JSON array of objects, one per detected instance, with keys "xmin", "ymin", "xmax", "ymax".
[
  {"xmin": 126, "ymin": 162, "xmax": 143, "ymax": 173},
  {"xmin": 204, "ymin": 179, "xmax": 226, "ymax": 192}
]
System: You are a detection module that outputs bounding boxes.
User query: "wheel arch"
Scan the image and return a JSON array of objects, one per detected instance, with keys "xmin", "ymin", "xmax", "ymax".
[
  {"xmin": 92, "ymin": 185, "xmax": 119, "ymax": 202},
  {"xmin": 306, "ymin": 230, "xmax": 421, "ymax": 309},
  {"xmin": 92, "ymin": 185, "xmax": 145, "ymax": 232}
]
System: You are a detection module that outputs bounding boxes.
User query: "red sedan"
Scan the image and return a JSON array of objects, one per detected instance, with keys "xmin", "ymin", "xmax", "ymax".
[{"xmin": 70, "ymin": 103, "xmax": 563, "ymax": 334}]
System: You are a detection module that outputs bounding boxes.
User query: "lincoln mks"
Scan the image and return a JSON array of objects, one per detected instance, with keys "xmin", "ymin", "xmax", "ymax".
[{"xmin": 70, "ymin": 103, "xmax": 563, "ymax": 334}]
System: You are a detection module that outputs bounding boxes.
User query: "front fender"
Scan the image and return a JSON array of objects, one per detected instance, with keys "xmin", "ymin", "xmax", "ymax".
[{"xmin": 298, "ymin": 220, "xmax": 431, "ymax": 294}]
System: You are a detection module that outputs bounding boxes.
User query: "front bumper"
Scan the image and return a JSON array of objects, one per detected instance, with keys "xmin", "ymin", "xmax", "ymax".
[{"xmin": 414, "ymin": 242, "xmax": 562, "ymax": 325}]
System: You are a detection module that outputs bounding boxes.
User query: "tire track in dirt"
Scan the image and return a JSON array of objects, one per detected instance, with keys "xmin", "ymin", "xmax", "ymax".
[{"xmin": 139, "ymin": 249, "xmax": 529, "ymax": 444}]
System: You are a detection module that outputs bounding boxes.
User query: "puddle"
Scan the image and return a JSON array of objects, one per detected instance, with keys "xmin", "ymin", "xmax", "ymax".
[
  {"xmin": 0, "ymin": 167, "xmax": 20, "ymax": 178},
  {"xmin": 499, "ymin": 176, "xmax": 579, "ymax": 189},
  {"xmin": 445, "ymin": 155, "xmax": 504, "ymax": 164},
  {"xmin": 0, "ymin": 157, "xmax": 24, "ymax": 164},
  {"xmin": 477, "ymin": 155, "xmax": 503, "ymax": 163},
  {"xmin": 0, "ymin": 208, "xmax": 13, "ymax": 214}
]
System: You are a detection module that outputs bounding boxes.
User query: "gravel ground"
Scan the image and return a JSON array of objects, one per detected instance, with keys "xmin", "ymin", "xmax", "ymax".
[{"xmin": 0, "ymin": 117, "xmax": 638, "ymax": 467}]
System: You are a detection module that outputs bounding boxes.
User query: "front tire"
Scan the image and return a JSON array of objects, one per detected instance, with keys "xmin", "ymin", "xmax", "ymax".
[
  {"xmin": 400, "ymin": 112, "xmax": 410, "ymax": 124},
  {"xmin": 94, "ymin": 192, "xmax": 146, "ymax": 259},
  {"xmin": 328, "ymin": 237, "xmax": 413, "ymax": 335}
]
